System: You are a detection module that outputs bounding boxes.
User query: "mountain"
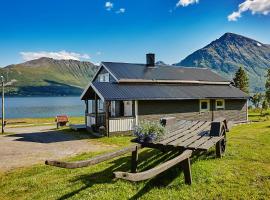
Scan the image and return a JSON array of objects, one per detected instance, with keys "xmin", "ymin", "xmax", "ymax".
[
  {"xmin": 156, "ymin": 61, "xmax": 167, "ymax": 65},
  {"xmin": 176, "ymin": 33, "xmax": 270, "ymax": 92},
  {"xmin": 0, "ymin": 57, "xmax": 98, "ymax": 96}
]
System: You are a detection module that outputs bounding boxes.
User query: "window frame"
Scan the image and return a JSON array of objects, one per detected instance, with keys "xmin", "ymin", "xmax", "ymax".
[
  {"xmin": 199, "ymin": 99, "xmax": 210, "ymax": 112},
  {"xmin": 215, "ymin": 99, "xmax": 225, "ymax": 110}
]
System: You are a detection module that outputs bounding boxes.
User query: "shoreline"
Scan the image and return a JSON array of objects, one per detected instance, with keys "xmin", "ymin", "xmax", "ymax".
[{"xmin": 3, "ymin": 95, "xmax": 81, "ymax": 98}]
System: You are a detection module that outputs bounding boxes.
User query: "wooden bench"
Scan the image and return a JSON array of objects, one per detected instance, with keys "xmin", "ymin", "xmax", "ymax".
[
  {"xmin": 55, "ymin": 115, "xmax": 69, "ymax": 128},
  {"xmin": 46, "ymin": 118, "xmax": 229, "ymax": 185}
]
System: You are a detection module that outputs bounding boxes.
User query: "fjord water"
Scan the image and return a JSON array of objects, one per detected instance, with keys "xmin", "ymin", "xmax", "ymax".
[{"xmin": 2, "ymin": 96, "xmax": 84, "ymax": 119}]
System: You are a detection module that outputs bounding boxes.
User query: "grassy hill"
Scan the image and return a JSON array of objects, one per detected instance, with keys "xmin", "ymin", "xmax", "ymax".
[
  {"xmin": 0, "ymin": 57, "xmax": 98, "ymax": 96},
  {"xmin": 177, "ymin": 33, "xmax": 270, "ymax": 93}
]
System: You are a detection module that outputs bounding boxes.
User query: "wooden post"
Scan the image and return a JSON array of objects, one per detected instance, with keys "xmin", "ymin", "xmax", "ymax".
[
  {"xmin": 181, "ymin": 158, "xmax": 192, "ymax": 185},
  {"xmin": 95, "ymin": 94, "xmax": 98, "ymax": 127},
  {"xmin": 215, "ymin": 141, "xmax": 222, "ymax": 158},
  {"xmin": 85, "ymin": 100, "xmax": 89, "ymax": 126},
  {"xmin": 1, "ymin": 76, "xmax": 4, "ymax": 134},
  {"xmin": 135, "ymin": 100, "xmax": 138, "ymax": 126},
  {"xmin": 246, "ymin": 99, "xmax": 248, "ymax": 122},
  {"xmin": 105, "ymin": 101, "xmax": 110, "ymax": 137},
  {"xmin": 211, "ymin": 99, "xmax": 214, "ymax": 121},
  {"xmin": 131, "ymin": 145, "xmax": 139, "ymax": 173}
]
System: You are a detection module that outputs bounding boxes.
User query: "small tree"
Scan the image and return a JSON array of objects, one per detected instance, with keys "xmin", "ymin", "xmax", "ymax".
[
  {"xmin": 265, "ymin": 69, "xmax": 270, "ymax": 103},
  {"xmin": 233, "ymin": 66, "xmax": 249, "ymax": 94},
  {"xmin": 261, "ymin": 100, "xmax": 269, "ymax": 116},
  {"xmin": 251, "ymin": 93, "xmax": 264, "ymax": 108}
]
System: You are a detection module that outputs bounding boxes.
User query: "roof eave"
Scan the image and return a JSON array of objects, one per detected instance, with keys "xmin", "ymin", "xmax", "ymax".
[{"xmin": 102, "ymin": 97, "xmax": 249, "ymax": 101}]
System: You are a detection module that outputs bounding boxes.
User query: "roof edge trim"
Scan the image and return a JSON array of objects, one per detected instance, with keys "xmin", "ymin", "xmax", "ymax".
[{"xmin": 118, "ymin": 79, "xmax": 231, "ymax": 85}]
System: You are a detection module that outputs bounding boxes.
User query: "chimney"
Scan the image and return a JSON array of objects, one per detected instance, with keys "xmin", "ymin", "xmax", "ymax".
[{"xmin": 146, "ymin": 53, "xmax": 155, "ymax": 67}]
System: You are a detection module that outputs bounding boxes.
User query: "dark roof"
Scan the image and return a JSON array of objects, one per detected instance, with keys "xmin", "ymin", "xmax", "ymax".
[
  {"xmin": 102, "ymin": 62, "xmax": 230, "ymax": 83},
  {"xmin": 82, "ymin": 82, "xmax": 249, "ymax": 100}
]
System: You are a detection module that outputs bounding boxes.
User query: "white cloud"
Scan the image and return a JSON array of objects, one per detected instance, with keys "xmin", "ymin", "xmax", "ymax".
[
  {"xmin": 105, "ymin": 1, "xmax": 113, "ymax": 11},
  {"xmin": 116, "ymin": 8, "xmax": 125, "ymax": 14},
  {"xmin": 228, "ymin": 0, "xmax": 270, "ymax": 21},
  {"xmin": 20, "ymin": 50, "xmax": 90, "ymax": 61},
  {"xmin": 176, "ymin": 0, "xmax": 199, "ymax": 7},
  {"xmin": 228, "ymin": 11, "xmax": 242, "ymax": 21}
]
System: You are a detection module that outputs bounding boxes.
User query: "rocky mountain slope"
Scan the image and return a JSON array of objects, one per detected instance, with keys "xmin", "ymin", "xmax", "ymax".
[
  {"xmin": 177, "ymin": 33, "xmax": 270, "ymax": 92},
  {"xmin": 0, "ymin": 57, "xmax": 98, "ymax": 96}
]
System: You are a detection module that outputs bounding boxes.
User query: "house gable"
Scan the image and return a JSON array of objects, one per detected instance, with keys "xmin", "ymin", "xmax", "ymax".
[
  {"xmin": 80, "ymin": 64, "xmax": 118, "ymax": 100},
  {"xmin": 92, "ymin": 66, "xmax": 117, "ymax": 83}
]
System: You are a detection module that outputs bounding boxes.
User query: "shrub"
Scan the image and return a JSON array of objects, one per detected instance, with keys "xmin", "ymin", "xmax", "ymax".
[{"xmin": 134, "ymin": 121, "xmax": 165, "ymax": 142}]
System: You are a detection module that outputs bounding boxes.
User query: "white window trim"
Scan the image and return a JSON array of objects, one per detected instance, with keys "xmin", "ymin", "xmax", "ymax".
[
  {"xmin": 216, "ymin": 99, "xmax": 225, "ymax": 110},
  {"xmin": 200, "ymin": 99, "xmax": 210, "ymax": 112}
]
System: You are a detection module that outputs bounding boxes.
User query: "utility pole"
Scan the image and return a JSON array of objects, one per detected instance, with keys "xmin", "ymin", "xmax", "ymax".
[{"xmin": 1, "ymin": 76, "xmax": 4, "ymax": 134}]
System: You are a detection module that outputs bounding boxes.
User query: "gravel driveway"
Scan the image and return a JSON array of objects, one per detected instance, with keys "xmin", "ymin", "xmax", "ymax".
[{"xmin": 0, "ymin": 126, "xmax": 113, "ymax": 172}]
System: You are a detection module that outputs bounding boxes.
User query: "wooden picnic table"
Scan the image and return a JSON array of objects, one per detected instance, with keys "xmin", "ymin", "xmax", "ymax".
[{"xmin": 46, "ymin": 117, "xmax": 229, "ymax": 185}]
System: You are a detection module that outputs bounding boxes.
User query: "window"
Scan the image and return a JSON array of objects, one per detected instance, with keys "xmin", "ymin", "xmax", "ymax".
[
  {"xmin": 124, "ymin": 101, "xmax": 133, "ymax": 116},
  {"xmin": 98, "ymin": 100, "xmax": 104, "ymax": 111},
  {"xmin": 216, "ymin": 99, "xmax": 225, "ymax": 110},
  {"xmin": 98, "ymin": 73, "xmax": 109, "ymax": 82},
  {"xmin": 200, "ymin": 100, "xmax": 210, "ymax": 112}
]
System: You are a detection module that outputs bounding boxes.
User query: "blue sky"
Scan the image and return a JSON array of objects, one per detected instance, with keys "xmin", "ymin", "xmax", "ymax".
[{"xmin": 0, "ymin": 0, "xmax": 270, "ymax": 66}]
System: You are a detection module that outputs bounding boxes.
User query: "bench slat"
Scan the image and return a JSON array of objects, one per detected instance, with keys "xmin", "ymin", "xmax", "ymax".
[
  {"xmin": 158, "ymin": 121, "xmax": 200, "ymax": 145},
  {"xmin": 187, "ymin": 135, "xmax": 212, "ymax": 149},
  {"xmin": 168, "ymin": 122, "xmax": 210, "ymax": 146},
  {"xmin": 197, "ymin": 136, "xmax": 224, "ymax": 150},
  {"xmin": 178, "ymin": 129, "xmax": 210, "ymax": 148}
]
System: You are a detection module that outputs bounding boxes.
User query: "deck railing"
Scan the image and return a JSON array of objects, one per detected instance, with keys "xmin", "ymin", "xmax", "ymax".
[
  {"xmin": 86, "ymin": 113, "xmax": 105, "ymax": 127},
  {"xmin": 86, "ymin": 113, "xmax": 135, "ymax": 133},
  {"xmin": 109, "ymin": 117, "xmax": 135, "ymax": 133}
]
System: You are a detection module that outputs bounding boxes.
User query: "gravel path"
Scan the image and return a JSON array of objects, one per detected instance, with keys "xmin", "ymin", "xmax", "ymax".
[{"xmin": 0, "ymin": 126, "xmax": 113, "ymax": 172}]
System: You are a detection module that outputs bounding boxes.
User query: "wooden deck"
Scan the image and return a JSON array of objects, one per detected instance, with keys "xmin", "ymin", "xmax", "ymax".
[{"xmin": 135, "ymin": 120, "xmax": 224, "ymax": 152}]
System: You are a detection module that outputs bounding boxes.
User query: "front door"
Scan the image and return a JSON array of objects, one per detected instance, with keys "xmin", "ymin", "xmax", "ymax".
[{"xmin": 124, "ymin": 101, "xmax": 133, "ymax": 116}]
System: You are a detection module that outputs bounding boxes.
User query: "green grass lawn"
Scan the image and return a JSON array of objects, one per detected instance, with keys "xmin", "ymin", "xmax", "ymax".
[
  {"xmin": 0, "ymin": 121, "xmax": 269, "ymax": 199},
  {"xmin": 249, "ymin": 110, "xmax": 270, "ymax": 122}
]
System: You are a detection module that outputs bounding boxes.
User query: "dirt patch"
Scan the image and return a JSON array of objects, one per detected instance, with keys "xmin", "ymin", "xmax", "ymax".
[{"xmin": 0, "ymin": 126, "xmax": 113, "ymax": 171}]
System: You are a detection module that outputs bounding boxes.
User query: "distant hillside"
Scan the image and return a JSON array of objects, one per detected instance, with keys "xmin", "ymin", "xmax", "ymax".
[
  {"xmin": 176, "ymin": 33, "xmax": 270, "ymax": 92},
  {"xmin": 0, "ymin": 57, "xmax": 98, "ymax": 96}
]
